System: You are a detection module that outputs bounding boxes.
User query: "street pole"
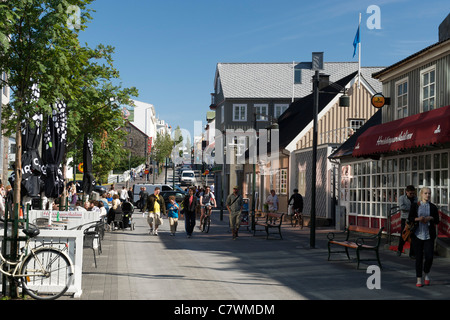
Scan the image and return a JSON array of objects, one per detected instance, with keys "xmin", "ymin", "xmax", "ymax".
[
  {"xmin": 251, "ymin": 113, "xmax": 257, "ymax": 231},
  {"xmin": 311, "ymin": 69, "xmax": 319, "ymax": 248},
  {"xmin": 220, "ymin": 130, "xmax": 225, "ymax": 221},
  {"xmin": 173, "ymin": 141, "xmax": 176, "ymax": 189}
]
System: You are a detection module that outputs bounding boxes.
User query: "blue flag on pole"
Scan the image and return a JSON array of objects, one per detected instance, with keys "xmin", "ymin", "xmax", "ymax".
[{"xmin": 353, "ymin": 26, "xmax": 360, "ymax": 58}]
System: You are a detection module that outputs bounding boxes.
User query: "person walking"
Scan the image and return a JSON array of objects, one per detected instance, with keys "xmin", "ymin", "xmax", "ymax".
[
  {"xmin": 265, "ymin": 189, "xmax": 279, "ymax": 213},
  {"xmin": 226, "ymin": 186, "xmax": 243, "ymax": 240},
  {"xmin": 167, "ymin": 195, "xmax": 180, "ymax": 236},
  {"xmin": 183, "ymin": 186, "xmax": 198, "ymax": 238},
  {"xmin": 408, "ymin": 187, "xmax": 440, "ymax": 287},
  {"xmin": 119, "ymin": 186, "xmax": 129, "ymax": 203},
  {"xmin": 397, "ymin": 185, "xmax": 417, "ymax": 257},
  {"xmin": 139, "ymin": 186, "xmax": 148, "ymax": 212},
  {"xmin": 146, "ymin": 187, "xmax": 166, "ymax": 235}
]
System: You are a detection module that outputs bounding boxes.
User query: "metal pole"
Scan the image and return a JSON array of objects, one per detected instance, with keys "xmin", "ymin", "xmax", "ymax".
[
  {"xmin": 165, "ymin": 157, "xmax": 168, "ymax": 184},
  {"xmin": 311, "ymin": 70, "xmax": 319, "ymax": 248},
  {"xmin": 220, "ymin": 130, "xmax": 225, "ymax": 221},
  {"xmin": 173, "ymin": 141, "xmax": 176, "ymax": 189},
  {"xmin": 251, "ymin": 113, "xmax": 256, "ymax": 231}
]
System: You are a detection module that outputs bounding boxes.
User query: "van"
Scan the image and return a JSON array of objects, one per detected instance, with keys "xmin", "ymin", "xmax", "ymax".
[
  {"xmin": 132, "ymin": 184, "xmax": 173, "ymax": 204},
  {"xmin": 180, "ymin": 170, "xmax": 197, "ymax": 186}
]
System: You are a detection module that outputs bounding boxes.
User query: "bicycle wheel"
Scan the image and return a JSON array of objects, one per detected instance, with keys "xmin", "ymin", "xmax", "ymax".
[
  {"xmin": 20, "ymin": 247, "xmax": 74, "ymax": 300},
  {"xmin": 204, "ymin": 216, "xmax": 211, "ymax": 233}
]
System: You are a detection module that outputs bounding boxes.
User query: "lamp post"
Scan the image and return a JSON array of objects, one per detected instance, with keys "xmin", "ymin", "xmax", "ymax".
[
  {"xmin": 252, "ymin": 111, "xmax": 278, "ymax": 232},
  {"xmin": 311, "ymin": 69, "xmax": 320, "ymax": 248},
  {"xmin": 310, "ymin": 52, "xmax": 349, "ymax": 248}
]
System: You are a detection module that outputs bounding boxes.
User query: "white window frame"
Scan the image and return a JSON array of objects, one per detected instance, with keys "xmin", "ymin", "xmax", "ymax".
[
  {"xmin": 395, "ymin": 78, "xmax": 408, "ymax": 119},
  {"xmin": 274, "ymin": 104, "xmax": 288, "ymax": 118},
  {"xmin": 254, "ymin": 104, "xmax": 268, "ymax": 121},
  {"xmin": 420, "ymin": 65, "xmax": 436, "ymax": 113},
  {"xmin": 349, "ymin": 119, "xmax": 365, "ymax": 132},
  {"xmin": 279, "ymin": 169, "xmax": 288, "ymax": 195},
  {"xmin": 233, "ymin": 104, "xmax": 247, "ymax": 122}
]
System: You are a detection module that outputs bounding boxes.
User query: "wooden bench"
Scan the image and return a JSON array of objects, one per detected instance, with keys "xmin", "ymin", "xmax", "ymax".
[
  {"xmin": 327, "ymin": 226, "xmax": 384, "ymax": 269},
  {"xmin": 253, "ymin": 212, "xmax": 284, "ymax": 239}
]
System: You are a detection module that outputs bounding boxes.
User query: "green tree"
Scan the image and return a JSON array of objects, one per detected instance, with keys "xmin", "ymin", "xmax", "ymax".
[
  {"xmin": 152, "ymin": 132, "xmax": 174, "ymax": 164},
  {"xmin": 0, "ymin": 0, "xmax": 95, "ymax": 204},
  {"xmin": 0, "ymin": 1, "xmax": 138, "ymax": 202}
]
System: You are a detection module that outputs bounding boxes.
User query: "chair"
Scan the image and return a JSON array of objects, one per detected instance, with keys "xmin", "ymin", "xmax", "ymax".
[{"xmin": 83, "ymin": 228, "xmax": 98, "ymax": 268}]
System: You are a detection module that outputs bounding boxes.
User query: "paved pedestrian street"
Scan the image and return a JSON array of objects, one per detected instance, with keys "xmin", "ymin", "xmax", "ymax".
[{"xmin": 72, "ymin": 210, "xmax": 450, "ymax": 303}]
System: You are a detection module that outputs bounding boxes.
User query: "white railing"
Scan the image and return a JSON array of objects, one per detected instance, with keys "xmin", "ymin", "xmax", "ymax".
[{"xmin": 0, "ymin": 229, "xmax": 84, "ymax": 298}]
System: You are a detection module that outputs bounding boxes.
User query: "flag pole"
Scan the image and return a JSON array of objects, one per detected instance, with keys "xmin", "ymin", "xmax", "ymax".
[
  {"xmin": 292, "ymin": 61, "xmax": 295, "ymax": 103},
  {"xmin": 358, "ymin": 12, "xmax": 361, "ymax": 89}
]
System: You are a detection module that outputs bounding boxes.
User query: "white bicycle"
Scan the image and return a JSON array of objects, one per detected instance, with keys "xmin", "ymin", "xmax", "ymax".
[{"xmin": 0, "ymin": 220, "xmax": 74, "ymax": 300}]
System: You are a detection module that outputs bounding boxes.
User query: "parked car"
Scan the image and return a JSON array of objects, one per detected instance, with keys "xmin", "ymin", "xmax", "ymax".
[
  {"xmin": 72, "ymin": 181, "xmax": 107, "ymax": 195},
  {"xmin": 131, "ymin": 184, "xmax": 173, "ymax": 204},
  {"xmin": 160, "ymin": 190, "xmax": 186, "ymax": 206},
  {"xmin": 180, "ymin": 170, "xmax": 196, "ymax": 186}
]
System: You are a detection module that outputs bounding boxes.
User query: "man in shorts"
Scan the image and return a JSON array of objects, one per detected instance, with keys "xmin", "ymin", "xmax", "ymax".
[{"xmin": 146, "ymin": 187, "xmax": 166, "ymax": 235}]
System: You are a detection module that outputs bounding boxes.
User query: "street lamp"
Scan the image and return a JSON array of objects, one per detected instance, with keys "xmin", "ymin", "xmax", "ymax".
[
  {"xmin": 310, "ymin": 52, "xmax": 349, "ymax": 248},
  {"xmin": 252, "ymin": 112, "xmax": 278, "ymax": 231}
]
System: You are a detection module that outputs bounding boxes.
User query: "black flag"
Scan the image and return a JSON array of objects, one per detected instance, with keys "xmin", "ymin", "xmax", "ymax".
[{"xmin": 42, "ymin": 102, "xmax": 67, "ymax": 199}]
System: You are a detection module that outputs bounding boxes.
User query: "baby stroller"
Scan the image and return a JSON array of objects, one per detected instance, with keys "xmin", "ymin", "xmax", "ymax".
[{"xmin": 121, "ymin": 200, "xmax": 135, "ymax": 231}]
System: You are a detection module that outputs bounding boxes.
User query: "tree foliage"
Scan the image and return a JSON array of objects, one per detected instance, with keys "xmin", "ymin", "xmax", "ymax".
[
  {"xmin": 0, "ymin": 0, "xmax": 138, "ymax": 202},
  {"xmin": 152, "ymin": 132, "xmax": 174, "ymax": 164}
]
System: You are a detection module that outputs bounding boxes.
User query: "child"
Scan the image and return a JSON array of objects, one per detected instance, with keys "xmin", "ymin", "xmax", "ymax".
[{"xmin": 167, "ymin": 195, "xmax": 180, "ymax": 236}]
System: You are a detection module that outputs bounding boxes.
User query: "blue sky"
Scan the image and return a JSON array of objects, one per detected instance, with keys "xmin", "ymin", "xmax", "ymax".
[{"xmin": 78, "ymin": 0, "xmax": 449, "ymax": 137}]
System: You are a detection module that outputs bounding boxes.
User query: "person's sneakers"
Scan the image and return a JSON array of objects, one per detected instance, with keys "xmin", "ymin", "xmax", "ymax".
[
  {"xmin": 154, "ymin": 230, "xmax": 158, "ymax": 236},
  {"xmin": 149, "ymin": 228, "xmax": 153, "ymax": 234},
  {"xmin": 396, "ymin": 251, "xmax": 402, "ymax": 256}
]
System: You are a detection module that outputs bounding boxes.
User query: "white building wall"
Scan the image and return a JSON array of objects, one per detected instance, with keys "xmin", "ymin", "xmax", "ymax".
[{"xmin": 131, "ymin": 99, "xmax": 157, "ymax": 140}]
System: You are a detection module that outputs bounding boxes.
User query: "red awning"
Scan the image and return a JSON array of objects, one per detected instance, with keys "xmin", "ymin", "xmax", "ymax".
[{"xmin": 353, "ymin": 105, "xmax": 450, "ymax": 157}]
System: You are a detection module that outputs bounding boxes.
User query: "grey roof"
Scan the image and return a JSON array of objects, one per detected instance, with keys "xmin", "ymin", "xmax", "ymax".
[{"xmin": 216, "ymin": 62, "xmax": 384, "ymax": 99}]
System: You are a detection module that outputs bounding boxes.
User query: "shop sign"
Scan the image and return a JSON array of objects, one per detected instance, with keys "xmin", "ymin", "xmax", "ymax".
[{"xmin": 371, "ymin": 93, "xmax": 387, "ymax": 108}]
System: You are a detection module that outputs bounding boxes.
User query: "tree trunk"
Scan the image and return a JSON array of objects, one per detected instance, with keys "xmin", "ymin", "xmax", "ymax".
[{"xmin": 13, "ymin": 121, "xmax": 22, "ymax": 206}]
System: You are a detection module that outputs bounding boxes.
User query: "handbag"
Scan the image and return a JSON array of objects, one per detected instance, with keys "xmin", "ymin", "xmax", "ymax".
[{"xmin": 401, "ymin": 222, "xmax": 415, "ymax": 242}]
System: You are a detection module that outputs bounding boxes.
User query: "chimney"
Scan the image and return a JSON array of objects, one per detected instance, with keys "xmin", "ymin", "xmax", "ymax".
[
  {"xmin": 439, "ymin": 13, "xmax": 450, "ymax": 42},
  {"xmin": 318, "ymin": 73, "xmax": 330, "ymax": 90}
]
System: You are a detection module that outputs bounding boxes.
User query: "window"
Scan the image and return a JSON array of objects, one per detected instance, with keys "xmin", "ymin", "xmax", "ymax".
[
  {"xmin": 233, "ymin": 104, "xmax": 247, "ymax": 121},
  {"xmin": 349, "ymin": 119, "xmax": 365, "ymax": 133},
  {"xmin": 274, "ymin": 104, "xmax": 288, "ymax": 118},
  {"xmin": 348, "ymin": 151, "xmax": 449, "ymax": 219},
  {"xmin": 279, "ymin": 169, "xmax": 287, "ymax": 195},
  {"xmin": 221, "ymin": 105, "xmax": 224, "ymax": 123},
  {"xmin": 254, "ymin": 104, "xmax": 268, "ymax": 121},
  {"xmin": 215, "ymin": 76, "xmax": 221, "ymax": 95},
  {"xmin": 421, "ymin": 66, "xmax": 435, "ymax": 112},
  {"xmin": 294, "ymin": 68, "xmax": 302, "ymax": 84},
  {"xmin": 395, "ymin": 78, "xmax": 408, "ymax": 119}
]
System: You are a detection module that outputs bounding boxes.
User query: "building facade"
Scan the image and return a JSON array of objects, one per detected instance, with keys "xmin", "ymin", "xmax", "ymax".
[
  {"xmin": 331, "ymin": 16, "xmax": 450, "ymax": 236},
  {"xmin": 210, "ymin": 59, "xmax": 383, "ymax": 216}
]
